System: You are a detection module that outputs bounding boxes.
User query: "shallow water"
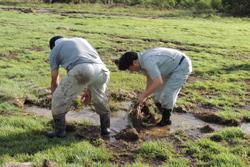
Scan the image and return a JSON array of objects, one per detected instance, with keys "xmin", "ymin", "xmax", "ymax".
[{"xmin": 25, "ymin": 105, "xmax": 250, "ymax": 136}]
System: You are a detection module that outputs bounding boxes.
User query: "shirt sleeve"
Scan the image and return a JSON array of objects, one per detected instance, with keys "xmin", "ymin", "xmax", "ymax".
[
  {"xmin": 143, "ymin": 59, "xmax": 161, "ymax": 79},
  {"xmin": 50, "ymin": 47, "xmax": 60, "ymax": 71}
]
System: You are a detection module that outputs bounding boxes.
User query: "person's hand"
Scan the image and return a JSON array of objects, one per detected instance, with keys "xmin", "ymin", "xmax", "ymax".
[
  {"xmin": 46, "ymin": 88, "xmax": 52, "ymax": 100},
  {"xmin": 47, "ymin": 94, "xmax": 52, "ymax": 101},
  {"xmin": 138, "ymin": 93, "xmax": 146, "ymax": 106},
  {"xmin": 81, "ymin": 89, "xmax": 91, "ymax": 105}
]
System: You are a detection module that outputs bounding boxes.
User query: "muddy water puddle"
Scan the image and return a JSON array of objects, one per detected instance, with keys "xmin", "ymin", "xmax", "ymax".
[{"xmin": 26, "ymin": 105, "xmax": 250, "ymax": 140}]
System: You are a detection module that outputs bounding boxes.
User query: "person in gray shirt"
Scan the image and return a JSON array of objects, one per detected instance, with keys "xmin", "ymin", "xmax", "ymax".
[
  {"xmin": 115, "ymin": 47, "xmax": 192, "ymax": 126},
  {"xmin": 47, "ymin": 36, "xmax": 111, "ymax": 138}
]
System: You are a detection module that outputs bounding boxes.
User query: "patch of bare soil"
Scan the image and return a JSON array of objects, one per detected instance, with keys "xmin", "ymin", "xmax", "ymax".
[
  {"xmin": 0, "ymin": 7, "xmax": 55, "ymax": 14},
  {"xmin": 4, "ymin": 162, "xmax": 32, "ymax": 167},
  {"xmin": 4, "ymin": 159, "xmax": 56, "ymax": 167},
  {"xmin": 6, "ymin": 97, "xmax": 26, "ymax": 108},
  {"xmin": 1, "ymin": 7, "xmax": 35, "ymax": 13},
  {"xmin": 76, "ymin": 124, "xmax": 102, "ymax": 141},
  {"xmin": 108, "ymin": 140, "xmax": 139, "ymax": 165},
  {"xmin": 114, "ymin": 128, "xmax": 139, "ymax": 141}
]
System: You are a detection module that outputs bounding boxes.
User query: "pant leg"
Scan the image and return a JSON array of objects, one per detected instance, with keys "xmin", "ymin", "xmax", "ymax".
[
  {"xmin": 52, "ymin": 64, "xmax": 95, "ymax": 117},
  {"xmin": 88, "ymin": 65, "xmax": 110, "ymax": 115},
  {"xmin": 153, "ymin": 86, "xmax": 163, "ymax": 104},
  {"xmin": 160, "ymin": 57, "xmax": 192, "ymax": 109}
]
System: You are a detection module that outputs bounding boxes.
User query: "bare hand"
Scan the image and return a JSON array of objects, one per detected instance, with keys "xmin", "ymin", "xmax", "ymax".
[
  {"xmin": 81, "ymin": 89, "xmax": 91, "ymax": 105},
  {"xmin": 47, "ymin": 94, "xmax": 52, "ymax": 100},
  {"xmin": 46, "ymin": 88, "xmax": 52, "ymax": 100},
  {"xmin": 138, "ymin": 93, "xmax": 146, "ymax": 106}
]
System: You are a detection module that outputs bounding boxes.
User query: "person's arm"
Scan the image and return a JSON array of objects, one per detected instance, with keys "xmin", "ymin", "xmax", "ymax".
[
  {"xmin": 50, "ymin": 69, "xmax": 59, "ymax": 94},
  {"xmin": 138, "ymin": 76, "xmax": 163, "ymax": 105},
  {"xmin": 146, "ymin": 74, "xmax": 153, "ymax": 90}
]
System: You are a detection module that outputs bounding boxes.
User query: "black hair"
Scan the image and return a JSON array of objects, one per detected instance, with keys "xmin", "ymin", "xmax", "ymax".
[
  {"xmin": 117, "ymin": 51, "xmax": 138, "ymax": 70},
  {"xmin": 49, "ymin": 35, "xmax": 63, "ymax": 50}
]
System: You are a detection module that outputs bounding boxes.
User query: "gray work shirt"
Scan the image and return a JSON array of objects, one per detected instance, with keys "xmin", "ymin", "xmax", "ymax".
[
  {"xmin": 138, "ymin": 47, "xmax": 185, "ymax": 79},
  {"xmin": 50, "ymin": 37, "xmax": 106, "ymax": 72}
]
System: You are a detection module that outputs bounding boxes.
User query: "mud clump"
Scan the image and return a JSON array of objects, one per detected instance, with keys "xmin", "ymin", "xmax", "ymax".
[
  {"xmin": 115, "ymin": 100, "xmax": 161, "ymax": 141},
  {"xmin": 114, "ymin": 128, "xmax": 139, "ymax": 141},
  {"xmin": 128, "ymin": 100, "xmax": 161, "ymax": 131},
  {"xmin": 199, "ymin": 125, "xmax": 215, "ymax": 133}
]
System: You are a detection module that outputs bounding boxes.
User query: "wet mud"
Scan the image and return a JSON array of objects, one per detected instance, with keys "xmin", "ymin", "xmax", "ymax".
[
  {"xmin": 26, "ymin": 104, "xmax": 250, "ymax": 142},
  {"xmin": 23, "ymin": 101, "xmax": 250, "ymax": 166}
]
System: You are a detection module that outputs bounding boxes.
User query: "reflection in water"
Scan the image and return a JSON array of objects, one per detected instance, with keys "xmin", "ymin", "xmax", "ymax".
[{"xmin": 25, "ymin": 105, "xmax": 250, "ymax": 136}]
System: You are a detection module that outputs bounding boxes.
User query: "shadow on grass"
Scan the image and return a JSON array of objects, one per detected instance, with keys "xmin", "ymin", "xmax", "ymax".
[{"xmin": 0, "ymin": 129, "xmax": 80, "ymax": 157}]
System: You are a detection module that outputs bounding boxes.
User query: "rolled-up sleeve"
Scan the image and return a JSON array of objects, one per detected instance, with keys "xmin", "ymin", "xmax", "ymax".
[{"xmin": 50, "ymin": 48, "xmax": 59, "ymax": 71}]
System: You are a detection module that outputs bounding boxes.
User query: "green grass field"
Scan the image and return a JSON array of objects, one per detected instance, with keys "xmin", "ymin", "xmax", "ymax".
[{"xmin": 0, "ymin": 0, "xmax": 249, "ymax": 166}]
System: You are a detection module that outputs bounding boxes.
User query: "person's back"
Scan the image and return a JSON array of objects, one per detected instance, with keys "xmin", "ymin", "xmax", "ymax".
[
  {"xmin": 139, "ymin": 47, "xmax": 186, "ymax": 78},
  {"xmin": 50, "ymin": 37, "xmax": 105, "ymax": 72}
]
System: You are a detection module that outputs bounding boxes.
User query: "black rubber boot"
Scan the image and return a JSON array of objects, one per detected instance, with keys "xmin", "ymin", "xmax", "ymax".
[
  {"xmin": 158, "ymin": 108, "xmax": 172, "ymax": 126},
  {"xmin": 100, "ymin": 113, "xmax": 110, "ymax": 136},
  {"xmin": 47, "ymin": 115, "xmax": 66, "ymax": 138},
  {"xmin": 155, "ymin": 102, "xmax": 162, "ymax": 112}
]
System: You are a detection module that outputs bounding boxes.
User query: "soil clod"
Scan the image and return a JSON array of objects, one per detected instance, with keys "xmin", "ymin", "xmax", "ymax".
[
  {"xmin": 128, "ymin": 100, "xmax": 161, "ymax": 131},
  {"xmin": 199, "ymin": 125, "xmax": 215, "ymax": 133},
  {"xmin": 114, "ymin": 128, "xmax": 139, "ymax": 141}
]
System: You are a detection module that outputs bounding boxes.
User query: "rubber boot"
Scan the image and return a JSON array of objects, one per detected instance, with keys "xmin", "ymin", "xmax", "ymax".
[
  {"xmin": 155, "ymin": 102, "xmax": 162, "ymax": 112},
  {"xmin": 158, "ymin": 108, "xmax": 172, "ymax": 126},
  {"xmin": 100, "ymin": 113, "xmax": 110, "ymax": 136},
  {"xmin": 47, "ymin": 115, "xmax": 66, "ymax": 138}
]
